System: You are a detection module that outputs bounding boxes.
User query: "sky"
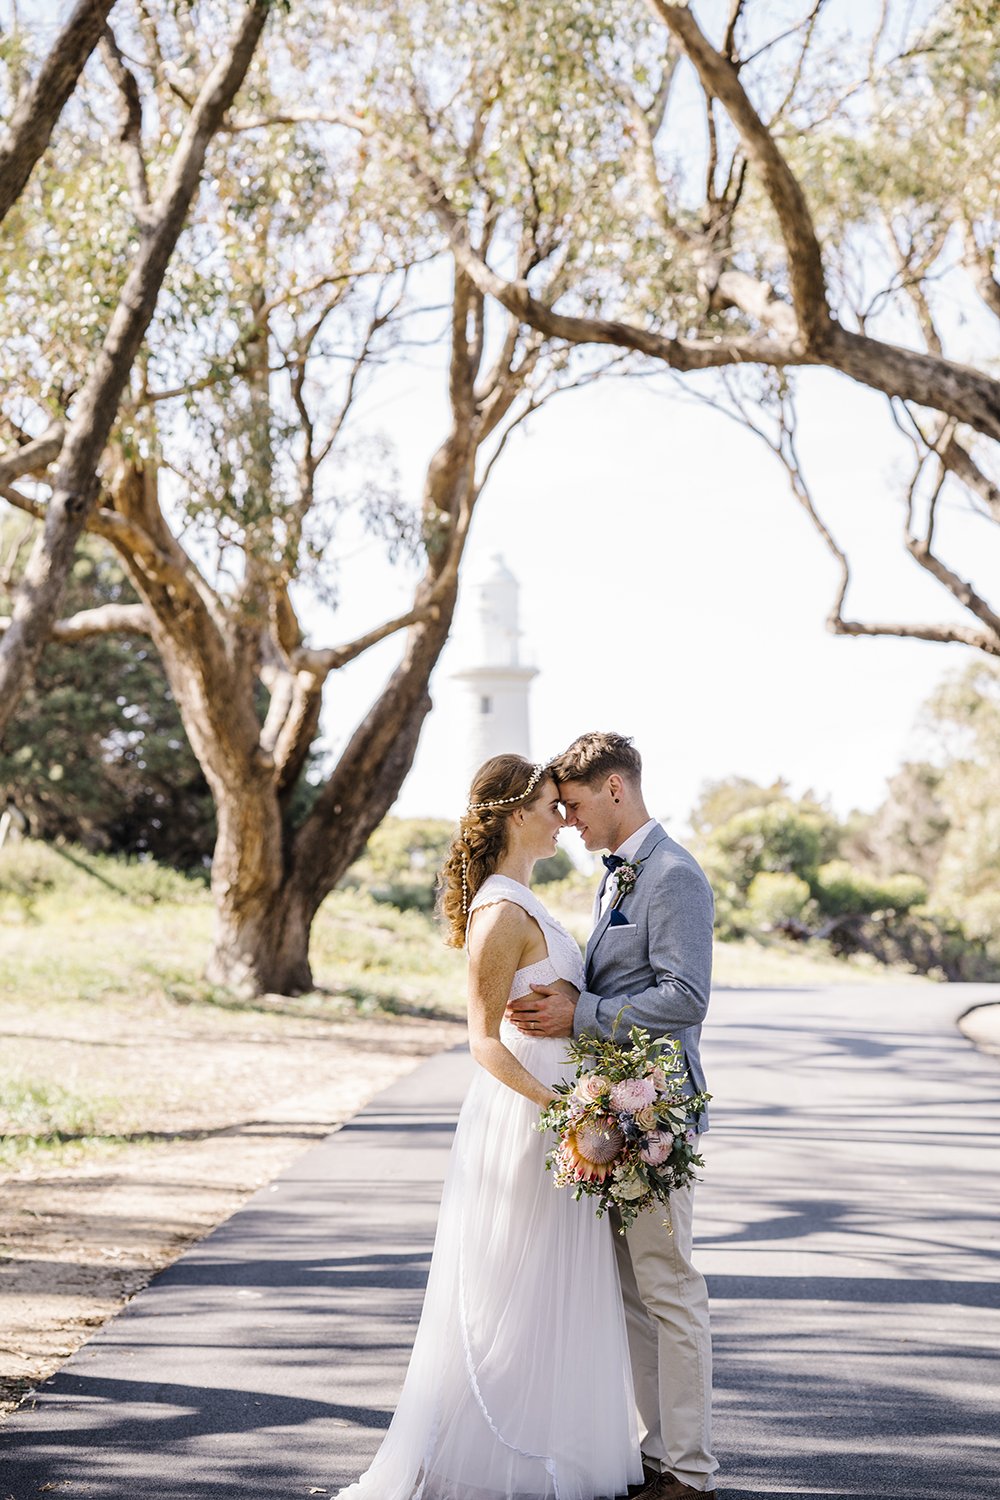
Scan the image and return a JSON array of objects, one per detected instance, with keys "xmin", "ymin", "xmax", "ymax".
[
  {"xmin": 306, "ymin": 338, "xmax": 998, "ymax": 835},
  {"xmin": 12, "ymin": 0, "xmax": 994, "ymax": 841},
  {"xmin": 281, "ymin": 4, "xmax": 992, "ymax": 838}
]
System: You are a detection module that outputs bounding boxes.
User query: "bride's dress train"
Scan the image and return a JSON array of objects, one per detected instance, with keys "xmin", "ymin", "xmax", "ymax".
[{"xmin": 335, "ymin": 874, "xmax": 641, "ymax": 1500}]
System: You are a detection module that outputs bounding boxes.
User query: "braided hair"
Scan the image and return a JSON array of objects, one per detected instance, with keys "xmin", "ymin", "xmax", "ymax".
[{"xmin": 437, "ymin": 754, "xmax": 546, "ymax": 948}]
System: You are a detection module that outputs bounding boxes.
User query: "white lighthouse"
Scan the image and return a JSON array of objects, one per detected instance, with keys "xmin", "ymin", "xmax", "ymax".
[{"xmin": 452, "ymin": 555, "xmax": 539, "ymax": 776}]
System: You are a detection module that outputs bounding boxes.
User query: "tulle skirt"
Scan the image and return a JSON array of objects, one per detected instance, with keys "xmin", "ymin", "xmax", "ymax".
[{"xmin": 335, "ymin": 1023, "xmax": 641, "ymax": 1500}]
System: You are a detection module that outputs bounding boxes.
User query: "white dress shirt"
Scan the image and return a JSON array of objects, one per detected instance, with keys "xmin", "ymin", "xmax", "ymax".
[{"xmin": 594, "ymin": 817, "xmax": 661, "ymax": 923}]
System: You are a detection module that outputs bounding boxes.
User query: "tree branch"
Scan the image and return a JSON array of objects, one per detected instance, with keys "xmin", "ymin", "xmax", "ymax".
[
  {"xmin": 293, "ymin": 602, "xmax": 439, "ymax": 675},
  {"xmin": 0, "ymin": 0, "xmax": 117, "ymax": 224},
  {"xmin": 646, "ymin": 0, "xmax": 830, "ymax": 348},
  {"xmin": 904, "ymin": 521, "xmax": 1000, "ymax": 639},
  {"xmin": 0, "ymin": 483, "xmax": 44, "ymax": 521},
  {"xmin": 829, "ymin": 613, "xmax": 1000, "ymax": 656},
  {"xmin": 0, "ymin": 602, "xmax": 152, "ymax": 643},
  {"xmin": 939, "ymin": 434, "xmax": 1000, "ymax": 523},
  {"xmin": 0, "ymin": 0, "xmax": 273, "ymax": 737},
  {"xmin": 0, "ymin": 423, "xmax": 66, "ymax": 486},
  {"xmin": 100, "ymin": 24, "xmax": 151, "ymax": 219},
  {"xmin": 414, "ymin": 160, "xmax": 800, "ymax": 369},
  {"xmin": 963, "ymin": 229, "xmax": 1000, "ymax": 323}
]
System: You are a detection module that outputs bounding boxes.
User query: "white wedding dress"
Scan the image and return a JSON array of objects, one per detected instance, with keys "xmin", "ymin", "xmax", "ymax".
[{"xmin": 335, "ymin": 874, "xmax": 641, "ymax": 1500}]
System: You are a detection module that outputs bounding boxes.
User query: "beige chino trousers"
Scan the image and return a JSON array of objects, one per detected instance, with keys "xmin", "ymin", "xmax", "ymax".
[{"xmin": 612, "ymin": 1172, "xmax": 718, "ymax": 1491}]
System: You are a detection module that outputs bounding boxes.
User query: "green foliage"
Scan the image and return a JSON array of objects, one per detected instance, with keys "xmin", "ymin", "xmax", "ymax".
[
  {"xmin": 0, "ymin": 528, "xmax": 216, "ymax": 866},
  {"xmin": 850, "ymin": 762, "xmax": 949, "ymax": 887},
  {"xmin": 344, "ymin": 817, "xmax": 454, "ymax": 913},
  {"xmin": 746, "ymin": 871, "xmax": 812, "ymax": 930},
  {"xmin": 691, "ymin": 772, "xmax": 991, "ymax": 977},
  {"xmin": 689, "ymin": 777, "xmax": 792, "ymax": 839},
  {"xmin": 917, "ymin": 659, "xmax": 1000, "ymax": 934},
  {"xmin": 813, "ymin": 862, "xmax": 927, "ymax": 921},
  {"xmin": 0, "ymin": 840, "xmax": 207, "ymax": 925},
  {"xmin": 704, "ymin": 798, "xmax": 845, "ymax": 888},
  {"xmin": 343, "ymin": 816, "xmax": 574, "ymax": 913}
]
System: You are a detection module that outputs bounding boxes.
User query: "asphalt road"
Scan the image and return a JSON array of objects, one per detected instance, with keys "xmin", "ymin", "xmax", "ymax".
[{"xmin": 1, "ymin": 982, "xmax": 998, "ymax": 1500}]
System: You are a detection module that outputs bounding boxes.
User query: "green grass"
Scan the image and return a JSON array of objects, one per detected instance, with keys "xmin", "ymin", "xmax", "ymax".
[
  {"xmin": 0, "ymin": 842, "xmax": 467, "ymax": 1018},
  {"xmin": 0, "ymin": 840, "xmax": 929, "ymax": 1179},
  {"xmin": 0, "ymin": 1078, "xmax": 154, "ymax": 1172},
  {"xmin": 0, "ymin": 842, "xmax": 925, "ymax": 1020}
]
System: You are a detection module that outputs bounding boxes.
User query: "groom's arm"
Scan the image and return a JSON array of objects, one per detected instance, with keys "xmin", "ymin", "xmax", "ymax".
[{"xmin": 573, "ymin": 860, "xmax": 714, "ymax": 1042}]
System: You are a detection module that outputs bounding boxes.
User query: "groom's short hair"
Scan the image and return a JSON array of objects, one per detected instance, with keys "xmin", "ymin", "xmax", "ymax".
[{"xmin": 549, "ymin": 732, "xmax": 642, "ymax": 787}]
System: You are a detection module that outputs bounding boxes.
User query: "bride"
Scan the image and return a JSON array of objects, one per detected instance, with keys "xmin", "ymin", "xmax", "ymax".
[{"xmin": 335, "ymin": 754, "xmax": 642, "ymax": 1500}]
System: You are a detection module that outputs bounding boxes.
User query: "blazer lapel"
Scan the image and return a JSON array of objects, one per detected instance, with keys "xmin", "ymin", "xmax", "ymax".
[
  {"xmin": 585, "ymin": 904, "xmax": 615, "ymax": 981},
  {"xmin": 585, "ymin": 824, "xmax": 670, "ymax": 983}
]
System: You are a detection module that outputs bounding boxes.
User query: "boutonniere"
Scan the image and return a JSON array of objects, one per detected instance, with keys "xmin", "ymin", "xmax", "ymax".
[{"xmin": 611, "ymin": 859, "xmax": 643, "ymax": 908}]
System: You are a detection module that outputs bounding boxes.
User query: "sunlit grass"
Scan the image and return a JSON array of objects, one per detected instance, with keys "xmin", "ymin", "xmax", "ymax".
[
  {"xmin": 0, "ymin": 1076, "xmax": 155, "ymax": 1172},
  {"xmin": 0, "ymin": 842, "xmax": 467, "ymax": 1017},
  {"xmin": 0, "ymin": 840, "xmax": 928, "ymax": 1180}
]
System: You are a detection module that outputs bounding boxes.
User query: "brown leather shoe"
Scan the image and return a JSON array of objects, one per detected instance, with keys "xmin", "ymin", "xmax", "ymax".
[
  {"xmin": 625, "ymin": 1469, "xmax": 662, "ymax": 1497},
  {"xmin": 632, "ymin": 1473, "xmax": 717, "ymax": 1500}
]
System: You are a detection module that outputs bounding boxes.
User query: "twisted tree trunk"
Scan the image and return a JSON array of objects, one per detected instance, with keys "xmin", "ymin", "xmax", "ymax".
[{"xmin": 0, "ymin": 0, "xmax": 271, "ymax": 739}]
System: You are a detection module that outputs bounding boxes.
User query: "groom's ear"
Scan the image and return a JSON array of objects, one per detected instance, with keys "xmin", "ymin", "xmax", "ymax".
[{"xmin": 607, "ymin": 773, "xmax": 624, "ymax": 802}]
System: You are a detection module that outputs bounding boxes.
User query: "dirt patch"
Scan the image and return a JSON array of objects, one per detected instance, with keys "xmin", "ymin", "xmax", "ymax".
[{"xmin": 0, "ymin": 1005, "xmax": 464, "ymax": 1417}]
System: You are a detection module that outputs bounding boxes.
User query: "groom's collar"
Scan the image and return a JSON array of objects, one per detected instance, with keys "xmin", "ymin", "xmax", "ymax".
[{"xmin": 612, "ymin": 817, "xmax": 660, "ymax": 863}]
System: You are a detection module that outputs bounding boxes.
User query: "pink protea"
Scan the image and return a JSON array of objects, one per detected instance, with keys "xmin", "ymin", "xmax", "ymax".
[
  {"xmin": 610, "ymin": 1076, "xmax": 657, "ymax": 1113},
  {"xmin": 564, "ymin": 1118, "xmax": 626, "ymax": 1183}
]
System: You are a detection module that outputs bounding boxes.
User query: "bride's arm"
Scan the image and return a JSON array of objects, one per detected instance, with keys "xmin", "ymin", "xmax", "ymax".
[{"xmin": 466, "ymin": 903, "xmax": 560, "ymax": 1108}]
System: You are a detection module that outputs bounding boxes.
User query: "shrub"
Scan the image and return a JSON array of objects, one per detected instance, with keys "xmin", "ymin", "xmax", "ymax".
[
  {"xmin": 815, "ymin": 861, "xmax": 927, "ymax": 919},
  {"xmin": 746, "ymin": 871, "xmax": 812, "ymax": 931}
]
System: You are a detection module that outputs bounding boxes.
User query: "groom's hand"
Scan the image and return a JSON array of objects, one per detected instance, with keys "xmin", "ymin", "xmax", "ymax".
[{"xmin": 507, "ymin": 979, "xmax": 578, "ymax": 1038}]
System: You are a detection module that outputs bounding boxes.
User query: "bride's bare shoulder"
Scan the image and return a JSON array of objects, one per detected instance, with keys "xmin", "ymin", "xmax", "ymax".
[{"xmin": 467, "ymin": 898, "xmax": 532, "ymax": 950}]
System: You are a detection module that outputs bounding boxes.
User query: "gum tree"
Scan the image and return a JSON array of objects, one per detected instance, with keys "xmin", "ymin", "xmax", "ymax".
[
  {"xmin": 0, "ymin": 0, "xmax": 621, "ymax": 991},
  {"xmin": 0, "ymin": 0, "xmax": 273, "ymax": 733},
  {"xmin": 408, "ymin": 0, "xmax": 1000, "ymax": 656}
]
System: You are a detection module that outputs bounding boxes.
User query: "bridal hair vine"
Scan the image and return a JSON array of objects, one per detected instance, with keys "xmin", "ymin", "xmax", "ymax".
[
  {"xmin": 466, "ymin": 762, "xmax": 545, "ymax": 814},
  {"xmin": 462, "ymin": 762, "xmax": 546, "ymax": 914}
]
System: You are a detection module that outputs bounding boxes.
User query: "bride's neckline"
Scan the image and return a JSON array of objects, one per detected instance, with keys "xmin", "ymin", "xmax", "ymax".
[{"xmin": 486, "ymin": 872, "xmax": 534, "ymax": 893}]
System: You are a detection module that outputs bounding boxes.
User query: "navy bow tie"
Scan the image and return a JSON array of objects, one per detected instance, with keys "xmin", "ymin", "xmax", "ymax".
[{"xmin": 602, "ymin": 853, "xmax": 626, "ymax": 872}]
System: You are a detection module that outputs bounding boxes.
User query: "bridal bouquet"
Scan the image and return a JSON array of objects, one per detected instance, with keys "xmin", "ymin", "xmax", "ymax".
[{"xmin": 538, "ymin": 1024, "xmax": 711, "ymax": 1232}]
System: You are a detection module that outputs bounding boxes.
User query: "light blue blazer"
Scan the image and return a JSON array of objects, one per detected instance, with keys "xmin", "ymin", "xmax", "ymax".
[{"xmin": 574, "ymin": 823, "xmax": 714, "ymax": 1129}]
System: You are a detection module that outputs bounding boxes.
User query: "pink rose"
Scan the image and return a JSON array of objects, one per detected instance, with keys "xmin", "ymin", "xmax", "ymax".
[
  {"xmin": 575, "ymin": 1072, "xmax": 610, "ymax": 1102},
  {"xmin": 649, "ymin": 1066, "xmax": 669, "ymax": 1093},
  {"xmin": 610, "ymin": 1076, "xmax": 657, "ymax": 1113},
  {"xmin": 639, "ymin": 1131, "xmax": 673, "ymax": 1166},
  {"xmin": 634, "ymin": 1105, "xmax": 658, "ymax": 1130}
]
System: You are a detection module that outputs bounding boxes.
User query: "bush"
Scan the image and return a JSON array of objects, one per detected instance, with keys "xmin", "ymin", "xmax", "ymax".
[
  {"xmin": 814, "ymin": 861, "xmax": 927, "ymax": 919},
  {"xmin": 0, "ymin": 840, "xmax": 207, "ymax": 924},
  {"xmin": 706, "ymin": 800, "xmax": 841, "ymax": 893},
  {"xmin": 746, "ymin": 871, "xmax": 812, "ymax": 931},
  {"xmin": 343, "ymin": 817, "xmax": 454, "ymax": 915}
]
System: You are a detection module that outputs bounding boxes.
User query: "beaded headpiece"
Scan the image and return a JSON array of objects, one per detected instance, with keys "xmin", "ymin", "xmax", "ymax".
[{"xmin": 461, "ymin": 762, "xmax": 546, "ymax": 914}]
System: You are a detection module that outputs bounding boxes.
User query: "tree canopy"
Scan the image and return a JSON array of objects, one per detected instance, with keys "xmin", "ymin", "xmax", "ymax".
[{"xmin": 2, "ymin": 0, "xmax": 998, "ymax": 992}]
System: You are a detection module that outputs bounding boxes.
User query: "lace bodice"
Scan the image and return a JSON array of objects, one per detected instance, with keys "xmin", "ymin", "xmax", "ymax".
[{"xmin": 467, "ymin": 874, "xmax": 585, "ymax": 1001}]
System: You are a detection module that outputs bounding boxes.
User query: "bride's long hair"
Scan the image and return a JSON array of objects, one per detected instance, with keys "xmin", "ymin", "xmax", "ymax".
[{"xmin": 438, "ymin": 754, "xmax": 547, "ymax": 949}]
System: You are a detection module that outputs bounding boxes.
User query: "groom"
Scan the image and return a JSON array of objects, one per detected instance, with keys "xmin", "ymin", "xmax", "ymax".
[{"xmin": 508, "ymin": 731, "xmax": 718, "ymax": 1500}]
